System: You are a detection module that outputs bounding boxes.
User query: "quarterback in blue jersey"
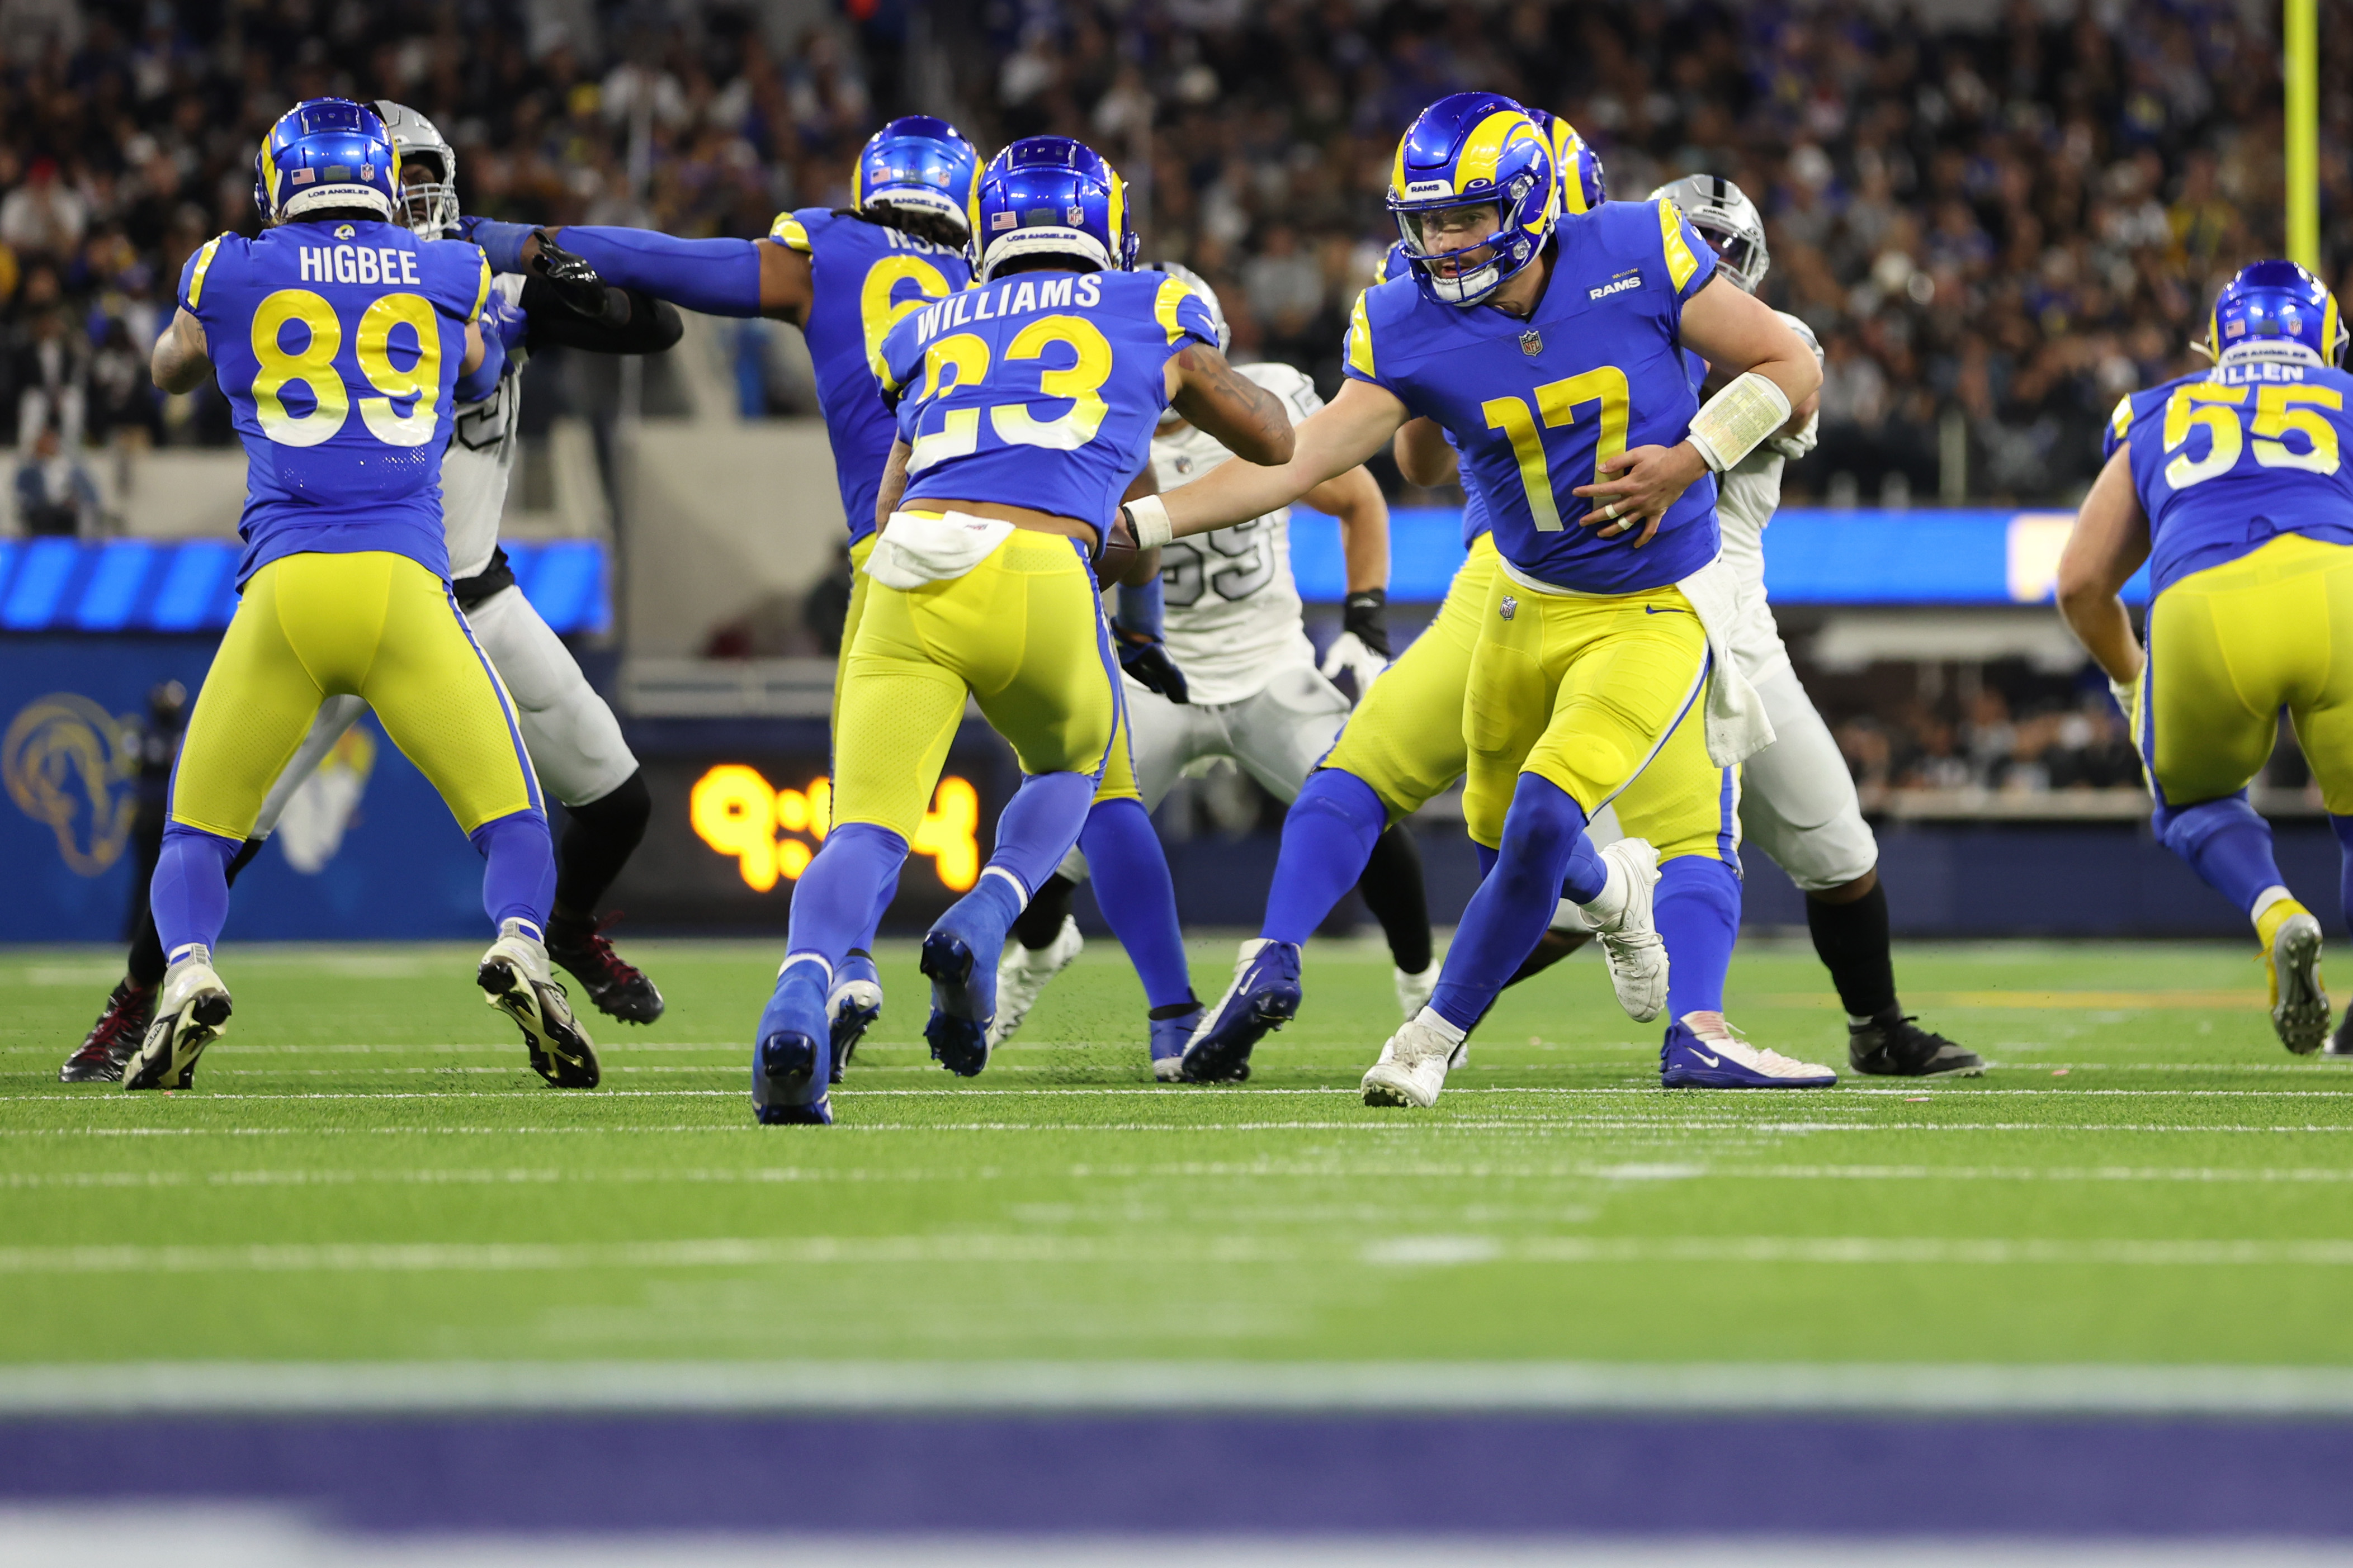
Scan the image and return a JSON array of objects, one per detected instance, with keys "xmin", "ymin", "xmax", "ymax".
[
  {"xmin": 464, "ymin": 116, "xmax": 984, "ymax": 1068},
  {"xmin": 1132, "ymin": 92, "xmax": 1821, "ymax": 1106},
  {"xmin": 744, "ymin": 134, "xmax": 1294, "ymax": 1124},
  {"xmin": 2061, "ymin": 259, "xmax": 2353, "ymax": 1057},
  {"xmin": 126, "ymin": 99, "xmax": 596, "ymax": 1094}
]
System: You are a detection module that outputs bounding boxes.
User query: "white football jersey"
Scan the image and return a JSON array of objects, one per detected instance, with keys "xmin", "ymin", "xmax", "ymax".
[
  {"xmin": 1149, "ymin": 360, "xmax": 1324, "ymax": 705},
  {"xmin": 441, "ymin": 271, "xmax": 527, "ymax": 582},
  {"xmin": 1713, "ymin": 307, "xmax": 1822, "ymax": 595}
]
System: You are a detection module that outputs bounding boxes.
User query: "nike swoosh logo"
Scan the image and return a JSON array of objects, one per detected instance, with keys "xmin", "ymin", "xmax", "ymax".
[
  {"xmin": 1644, "ymin": 606, "xmax": 1687, "ymax": 615},
  {"xmin": 1691, "ymin": 1050, "xmax": 1721, "ymax": 1067}
]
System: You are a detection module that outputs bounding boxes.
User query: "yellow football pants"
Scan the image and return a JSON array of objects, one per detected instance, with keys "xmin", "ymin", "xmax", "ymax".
[
  {"xmin": 1322, "ymin": 532, "xmax": 1733, "ymax": 864},
  {"xmin": 831, "ymin": 527, "xmax": 1119, "ymax": 842},
  {"xmin": 169, "ymin": 551, "xmax": 539, "ymax": 840},
  {"xmin": 2146, "ymin": 533, "xmax": 2353, "ymax": 813}
]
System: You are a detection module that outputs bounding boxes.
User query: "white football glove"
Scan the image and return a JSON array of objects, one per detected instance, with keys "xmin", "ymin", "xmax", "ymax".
[
  {"xmin": 1321, "ymin": 590, "xmax": 1392, "ymax": 695},
  {"xmin": 1320, "ymin": 629, "xmax": 1388, "ymax": 693}
]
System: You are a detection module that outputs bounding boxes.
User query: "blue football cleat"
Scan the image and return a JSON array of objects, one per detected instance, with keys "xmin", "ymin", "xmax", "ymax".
[
  {"xmin": 1150, "ymin": 1004, "xmax": 1204, "ymax": 1082},
  {"xmin": 1181, "ymin": 939, "xmax": 1301, "ymax": 1083},
  {"xmin": 826, "ymin": 949, "xmax": 883, "ymax": 1084},
  {"xmin": 922, "ymin": 886, "xmax": 1019, "ymax": 1077},
  {"xmin": 754, "ymin": 961, "xmax": 833, "ymax": 1124},
  {"xmin": 1659, "ymin": 1011, "xmax": 1836, "ymax": 1089}
]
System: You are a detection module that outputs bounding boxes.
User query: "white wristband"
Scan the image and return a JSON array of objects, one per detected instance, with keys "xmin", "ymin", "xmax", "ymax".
[
  {"xmin": 1123, "ymin": 494, "xmax": 1174, "ymax": 550},
  {"xmin": 1686, "ymin": 370, "xmax": 1793, "ymax": 475}
]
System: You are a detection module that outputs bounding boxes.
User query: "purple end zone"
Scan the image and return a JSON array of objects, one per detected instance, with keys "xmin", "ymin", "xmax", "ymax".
[{"xmin": 5, "ymin": 1414, "xmax": 2353, "ymax": 1538}]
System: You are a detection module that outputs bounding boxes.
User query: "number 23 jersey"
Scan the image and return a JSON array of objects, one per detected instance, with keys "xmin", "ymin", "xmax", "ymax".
[
  {"xmin": 1344, "ymin": 198, "xmax": 1719, "ymax": 595},
  {"xmin": 877, "ymin": 268, "xmax": 1219, "ymax": 527},
  {"xmin": 179, "ymin": 219, "xmax": 490, "ymax": 584},
  {"xmin": 1149, "ymin": 360, "xmax": 1324, "ymax": 704},
  {"xmin": 2107, "ymin": 360, "xmax": 2353, "ymax": 596}
]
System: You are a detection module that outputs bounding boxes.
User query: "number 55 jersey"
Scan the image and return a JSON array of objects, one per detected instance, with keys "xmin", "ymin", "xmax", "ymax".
[
  {"xmin": 2106, "ymin": 359, "xmax": 2353, "ymax": 595},
  {"xmin": 179, "ymin": 219, "xmax": 490, "ymax": 583}
]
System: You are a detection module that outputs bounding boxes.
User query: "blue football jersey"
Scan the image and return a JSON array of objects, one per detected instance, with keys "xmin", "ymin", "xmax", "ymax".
[
  {"xmin": 767, "ymin": 208, "xmax": 972, "ymax": 543},
  {"xmin": 878, "ymin": 268, "xmax": 1218, "ymax": 526},
  {"xmin": 1345, "ymin": 198, "xmax": 1720, "ymax": 593},
  {"xmin": 179, "ymin": 220, "xmax": 489, "ymax": 584},
  {"xmin": 2106, "ymin": 361, "xmax": 2353, "ymax": 595}
]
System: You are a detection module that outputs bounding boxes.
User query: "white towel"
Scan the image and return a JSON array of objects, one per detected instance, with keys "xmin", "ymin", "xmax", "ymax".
[
  {"xmin": 863, "ymin": 510, "xmax": 1017, "ymax": 589},
  {"xmin": 1495, "ymin": 552, "xmax": 1776, "ymax": 770}
]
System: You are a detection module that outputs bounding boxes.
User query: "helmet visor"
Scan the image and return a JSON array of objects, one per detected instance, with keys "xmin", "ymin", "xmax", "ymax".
[{"xmin": 1397, "ymin": 200, "xmax": 1504, "ymax": 280}]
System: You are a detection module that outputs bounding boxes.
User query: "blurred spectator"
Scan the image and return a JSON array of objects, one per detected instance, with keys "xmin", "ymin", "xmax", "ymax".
[{"xmin": 16, "ymin": 419, "xmax": 99, "ymax": 535}]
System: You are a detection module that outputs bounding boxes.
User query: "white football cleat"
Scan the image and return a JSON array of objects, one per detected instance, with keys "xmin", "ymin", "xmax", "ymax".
[
  {"xmin": 2266, "ymin": 909, "xmax": 2330, "ymax": 1056},
  {"xmin": 479, "ymin": 920, "xmax": 599, "ymax": 1088},
  {"xmin": 121, "ymin": 948, "xmax": 232, "ymax": 1091},
  {"xmin": 1586, "ymin": 837, "xmax": 1668, "ymax": 1022},
  {"xmin": 986, "ymin": 915, "xmax": 1083, "ymax": 1049},
  {"xmin": 1393, "ymin": 962, "xmax": 1437, "ymax": 1020},
  {"xmin": 1661, "ymin": 1011, "xmax": 1837, "ymax": 1088},
  {"xmin": 1361, "ymin": 1013, "xmax": 1462, "ymax": 1108}
]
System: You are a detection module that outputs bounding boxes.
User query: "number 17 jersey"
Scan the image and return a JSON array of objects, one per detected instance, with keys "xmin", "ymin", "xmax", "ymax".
[{"xmin": 179, "ymin": 218, "xmax": 490, "ymax": 584}]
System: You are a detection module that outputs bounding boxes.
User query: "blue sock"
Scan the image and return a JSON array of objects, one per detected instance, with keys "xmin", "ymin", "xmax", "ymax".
[
  {"xmin": 468, "ymin": 808, "xmax": 555, "ymax": 937},
  {"xmin": 2335, "ymin": 815, "xmax": 2353, "ymax": 935},
  {"xmin": 854, "ymin": 864, "xmax": 903, "ymax": 952},
  {"xmin": 1262, "ymin": 769, "xmax": 1388, "ymax": 945},
  {"xmin": 552, "ymin": 227, "xmax": 763, "ymax": 317},
  {"xmin": 1655, "ymin": 856, "xmax": 1741, "ymax": 1019},
  {"xmin": 1081, "ymin": 797, "xmax": 1192, "ymax": 1009},
  {"xmin": 1478, "ymin": 822, "xmax": 1605, "ymax": 904},
  {"xmin": 2153, "ymin": 794, "xmax": 2285, "ymax": 917},
  {"xmin": 987, "ymin": 771, "xmax": 1097, "ymax": 898},
  {"xmin": 150, "ymin": 823, "xmax": 239, "ymax": 961},
  {"xmin": 1431, "ymin": 775, "xmax": 1591, "ymax": 1031},
  {"xmin": 787, "ymin": 822, "xmax": 908, "ymax": 969}
]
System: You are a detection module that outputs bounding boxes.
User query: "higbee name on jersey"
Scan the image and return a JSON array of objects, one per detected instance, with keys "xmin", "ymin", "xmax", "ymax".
[
  {"xmin": 2108, "ymin": 358, "xmax": 2353, "ymax": 595},
  {"xmin": 1149, "ymin": 360, "xmax": 1324, "ymax": 705}
]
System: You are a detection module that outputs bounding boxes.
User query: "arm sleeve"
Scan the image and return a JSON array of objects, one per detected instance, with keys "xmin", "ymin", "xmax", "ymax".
[
  {"xmin": 550, "ymin": 226, "xmax": 764, "ymax": 318},
  {"xmin": 519, "ymin": 278, "xmax": 684, "ymax": 355}
]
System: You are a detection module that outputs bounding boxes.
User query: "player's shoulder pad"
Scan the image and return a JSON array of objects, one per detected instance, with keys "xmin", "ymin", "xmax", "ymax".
[
  {"xmin": 2105, "ymin": 378, "xmax": 2180, "ymax": 459},
  {"xmin": 1345, "ymin": 274, "xmax": 1424, "ymax": 382},
  {"xmin": 417, "ymin": 236, "xmax": 494, "ymax": 322},
  {"xmin": 178, "ymin": 231, "xmax": 241, "ymax": 310},
  {"xmin": 1240, "ymin": 358, "xmax": 1322, "ymax": 423},
  {"xmin": 767, "ymin": 206, "xmax": 825, "ymax": 255},
  {"xmin": 1773, "ymin": 307, "xmax": 1823, "ymax": 366},
  {"xmin": 1147, "ymin": 272, "xmax": 1219, "ymax": 349}
]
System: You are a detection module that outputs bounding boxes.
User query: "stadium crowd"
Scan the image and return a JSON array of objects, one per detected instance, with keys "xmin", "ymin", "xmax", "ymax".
[{"xmin": 0, "ymin": 0, "xmax": 2327, "ymax": 807}]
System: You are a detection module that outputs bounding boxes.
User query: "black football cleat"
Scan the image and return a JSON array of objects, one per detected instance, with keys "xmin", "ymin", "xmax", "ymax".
[
  {"xmin": 547, "ymin": 915, "xmax": 665, "ymax": 1025},
  {"xmin": 1848, "ymin": 1014, "xmax": 1984, "ymax": 1078},
  {"xmin": 60, "ymin": 980, "xmax": 154, "ymax": 1083}
]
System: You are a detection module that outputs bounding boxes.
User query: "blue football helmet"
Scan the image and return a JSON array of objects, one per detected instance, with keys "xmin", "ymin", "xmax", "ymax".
[
  {"xmin": 1387, "ymin": 91, "xmax": 1556, "ymax": 307},
  {"xmin": 975, "ymin": 135, "xmax": 1139, "ymax": 283},
  {"xmin": 2209, "ymin": 259, "xmax": 2348, "ymax": 368},
  {"xmin": 1527, "ymin": 108, "xmax": 1608, "ymax": 217},
  {"xmin": 855, "ymin": 115, "xmax": 982, "ymax": 250},
  {"xmin": 253, "ymin": 98, "xmax": 399, "ymax": 226}
]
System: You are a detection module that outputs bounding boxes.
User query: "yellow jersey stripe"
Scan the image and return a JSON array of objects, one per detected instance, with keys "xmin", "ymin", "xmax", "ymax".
[
  {"xmin": 1154, "ymin": 276, "xmax": 1192, "ymax": 344},
  {"xmin": 1346, "ymin": 290, "xmax": 1375, "ymax": 378},
  {"xmin": 2110, "ymin": 395, "xmax": 2135, "ymax": 442},
  {"xmin": 185, "ymin": 235, "xmax": 225, "ymax": 307},
  {"xmin": 769, "ymin": 211, "xmax": 812, "ymax": 254},
  {"xmin": 469, "ymin": 253, "xmax": 493, "ymax": 323},
  {"xmin": 1657, "ymin": 198, "xmax": 1701, "ymax": 292}
]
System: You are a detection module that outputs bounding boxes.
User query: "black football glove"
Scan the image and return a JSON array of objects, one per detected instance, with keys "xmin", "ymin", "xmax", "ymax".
[
  {"xmin": 533, "ymin": 234, "xmax": 629, "ymax": 327},
  {"xmin": 1117, "ymin": 629, "xmax": 1190, "ymax": 705}
]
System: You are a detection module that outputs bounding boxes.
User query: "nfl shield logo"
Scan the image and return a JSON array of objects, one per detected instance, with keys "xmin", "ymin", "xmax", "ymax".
[
  {"xmin": 1066, "ymin": 205, "xmax": 1084, "ymax": 225},
  {"xmin": 1499, "ymin": 596, "xmax": 1518, "ymax": 621},
  {"xmin": 1519, "ymin": 329, "xmax": 1543, "ymax": 357}
]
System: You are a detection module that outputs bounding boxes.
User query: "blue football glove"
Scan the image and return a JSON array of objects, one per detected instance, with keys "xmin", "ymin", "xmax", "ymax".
[{"xmin": 1114, "ymin": 577, "xmax": 1189, "ymax": 704}]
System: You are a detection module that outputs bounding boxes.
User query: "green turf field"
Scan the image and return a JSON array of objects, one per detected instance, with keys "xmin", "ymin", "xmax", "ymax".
[{"xmin": 4, "ymin": 936, "xmax": 2351, "ymax": 1368}]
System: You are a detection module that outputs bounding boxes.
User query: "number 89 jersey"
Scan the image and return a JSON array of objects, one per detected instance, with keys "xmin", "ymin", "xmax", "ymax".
[
  {"xmin": 180, "ymin": 218, "xmax": 489, "ymax": 585},
  {"xmin": 2107, "ymin": 360, "xmax": 2353, "ymax": 596},
  {"xmin": 878, "ymin": 268, "xmax": 1219, "ymax": 527},
  {"xmin": 1150, "ymin": 361, "xmax": 1324, "ymax": 704}
]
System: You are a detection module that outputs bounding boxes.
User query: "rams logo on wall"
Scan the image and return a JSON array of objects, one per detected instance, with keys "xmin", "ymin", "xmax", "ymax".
[{"xmin": 2, "ymin": 693, "xmax": 138, "ymax": 876}]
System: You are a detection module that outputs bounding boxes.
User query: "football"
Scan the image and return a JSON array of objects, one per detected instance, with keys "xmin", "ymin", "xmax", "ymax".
[{"xmin": 1092, "ymin": 507, "xmax": 1144, "ymax": 587}]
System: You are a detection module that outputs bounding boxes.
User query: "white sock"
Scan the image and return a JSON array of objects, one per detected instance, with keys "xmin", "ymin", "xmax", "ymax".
[
  {"xmin": 1577, "ymin": 854, "xmax": 1629, "ymax": 930},
  {"xmin": 2250, "ymin": 885, "xmax": 2295, "ymax": 930},
  {"xmin": 1412, "ymin": 1007, "xmax": 1467, "ymax": 1046}
]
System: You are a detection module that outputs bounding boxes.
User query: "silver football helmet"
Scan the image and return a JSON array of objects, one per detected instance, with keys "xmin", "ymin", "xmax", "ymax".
[
  {"xmin": 1153, "ymin": 259, "xmax": 1230, "ymax": 352},
  {"xmin": 1651, "ymin": 174, "xmax": 1769, "ymax": 294},
  {"xmin": 374, "ymin": 99, "xmax": 460, "ymax": 238}
]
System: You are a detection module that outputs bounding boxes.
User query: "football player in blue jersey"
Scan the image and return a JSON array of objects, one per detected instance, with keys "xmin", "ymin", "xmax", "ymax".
[
  {"xmin": 463, "ymin": 116, "xmax": 985, "ymax": 1071},
  {"xmin": 1128, "ymin": 92, "xmax": 1822, "ymax": 1106},
  {"xmin": 125, "ymin": 99, "xmax": 595, "ymax": 1092},
  {"xmin": 742, "ymin": 134, "xmax": 1294, "ymax": 1123},
  {"xmin": 2061, "ymin": 259, "xmax": 2353, "ymax": 1058}
]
